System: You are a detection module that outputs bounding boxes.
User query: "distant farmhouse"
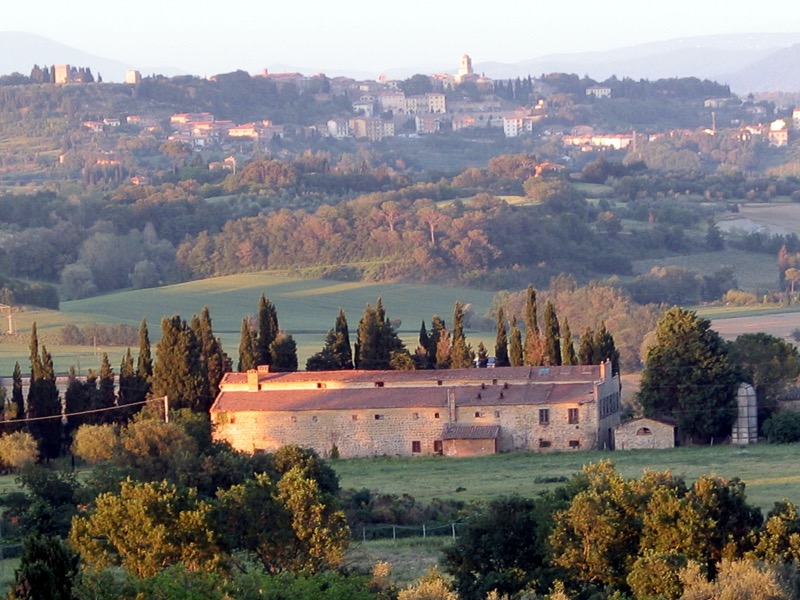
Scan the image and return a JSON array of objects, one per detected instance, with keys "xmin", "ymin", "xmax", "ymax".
[{"xmin": 210, "ymin": 363, "xmax": 622, "ymax": 458}]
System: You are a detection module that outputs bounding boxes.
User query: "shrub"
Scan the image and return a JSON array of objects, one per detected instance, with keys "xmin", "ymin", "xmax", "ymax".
[
  {"xmin": 763, "ymin": 411, "xmax": 800, "ymax": 443},
  {"xmin": 0, "ymin": 431, "xmax": 39, "ymax": 471}
]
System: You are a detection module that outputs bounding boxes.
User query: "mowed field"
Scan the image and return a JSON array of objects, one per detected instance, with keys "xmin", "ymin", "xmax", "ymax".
[
  {"xmin": 333, "ymin": 443, "xmax": 800, "ymax": 513},
  {"xmin": 0, "ymin": 272, "xmax": 498, "ymax": 374}
]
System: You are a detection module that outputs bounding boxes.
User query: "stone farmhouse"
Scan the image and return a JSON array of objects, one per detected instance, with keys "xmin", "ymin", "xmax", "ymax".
[{"xmin": 210, "ymin": 362, "xmax": 622, "ymax": 458}]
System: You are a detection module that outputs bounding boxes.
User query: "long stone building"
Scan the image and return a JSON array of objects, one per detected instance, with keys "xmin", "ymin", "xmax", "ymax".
[{"xmin": 210, "ymin": 362, "xmax": 622, "ymax": 458}]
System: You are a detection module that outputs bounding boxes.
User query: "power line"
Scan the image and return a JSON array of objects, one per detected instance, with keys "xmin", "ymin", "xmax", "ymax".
[{"xmin": 0, "ymin": 398, "xmax": 162, "ymax": 425}]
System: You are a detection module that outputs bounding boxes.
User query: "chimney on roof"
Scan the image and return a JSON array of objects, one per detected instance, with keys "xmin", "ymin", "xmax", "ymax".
[{"xmin": 247, "ymin": 369, "xmax": 260, "ymax": 391}]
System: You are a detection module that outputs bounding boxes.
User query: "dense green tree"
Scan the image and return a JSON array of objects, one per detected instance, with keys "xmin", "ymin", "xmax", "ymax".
[
  {"xmin": 762, "ymin": 411, "xmax": 800, "ymax": 443},
  {"xmin": 306, "ymin": 309, "xmax": 353, "ymax": 371},
  {"xmin": 561, "ymin": 317, "xmax": 577, "ymax": 366},
  {"xmin": 270, "ymin": 332, "xmax": 299, "ymax": 372},
  {"xmin": 543, "ymin": 300, "xmax": 562, "ymax": 366},
  {"xmin": 509, "ymin": 316, "xmax": 524, "ymax": 367},
  {"xmin": 475, "ymin": 341, "xmax": 489, "ymax": 368},
  {"xmin": 9, "ymin": 535, "xmax": 79, "ymax": 600},
  {"xmin": 593, "ymin": 320, "xmax": 620, "ymax": 374},
  {"xmin": 151, "ymin": 315, "xmax": 204, "ymax": 412},
  {"xmin": 549, "ymin": 461, "xmax": 642, "ymax": 589},
  {"xmin": 728, "ymin": 333, "xmax": 800, "ymax": 415},
  {"xmin": 494, "ymin": 307, "xmax": 510, "ymax": 368},
  {"xmin": 356, "ymin": 299, "xmax": 407, "ymax": 370},
  {"xmin": 69, "ymin": 479, "xmax": 226, "ymax": 579},
  {"xmin": 450, "ymin": 301, "xmax": 472, "ymax": 369},
  {"xmin": 638, "ymin": 307, "xmax": 741, "ymax": 442},
  {"xmin": 443, "ymin": 496, "xmax": 550, "ymax": 600}
]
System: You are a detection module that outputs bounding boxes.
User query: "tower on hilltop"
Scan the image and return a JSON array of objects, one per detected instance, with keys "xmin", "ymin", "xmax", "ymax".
[{"xmin": 457, "ymin": 54, "xmax": 473, "ymax": 80}]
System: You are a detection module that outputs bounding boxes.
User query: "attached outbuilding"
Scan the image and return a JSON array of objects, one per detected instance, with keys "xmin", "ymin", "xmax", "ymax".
[
  {"xmin": 615, "ymin": 417, "xmax": 676, "ymax": 450},
  {"xmin": 441, "ymin": 424, "xmax": 500, "ymax": 457}
]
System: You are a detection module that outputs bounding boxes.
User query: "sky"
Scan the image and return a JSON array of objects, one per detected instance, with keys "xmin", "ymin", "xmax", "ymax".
[{"xmin": 5, "ymin": 1, "xmax": 800, "ymax": 77}]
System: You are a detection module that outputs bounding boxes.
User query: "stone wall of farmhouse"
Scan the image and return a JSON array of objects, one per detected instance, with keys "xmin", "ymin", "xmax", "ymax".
[
  {"xmin": 213, "ymin": 406, "xmax": 449, "ymax": 458},
  {"xmin": 443, "ymin": 438, "xmax": 496, "ymax": 457},
  {"xmin": 615, "ymin": 419, "xmax": 675, "ymax": 450},
  {"xmin": 213, "ymin": 397, "xmax": 616, "ymax": 458}
]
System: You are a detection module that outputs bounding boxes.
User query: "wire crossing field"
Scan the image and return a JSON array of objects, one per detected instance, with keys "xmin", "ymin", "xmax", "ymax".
[{"xmin": 333, "ymin": 444, "xmax": 800, "ymax": 512}]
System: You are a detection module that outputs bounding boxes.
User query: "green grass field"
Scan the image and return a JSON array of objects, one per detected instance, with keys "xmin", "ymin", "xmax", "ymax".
[
  {"xmin": 632, "ymin": 249, "xmax": 779, "ymax": 293},
  {"xmin": 333, "ymin": 443, "xmax": 800, "ymax": 513},
  {"xmin": 0, "ymin": 272, "xmax": 499, "ymax": 374}
]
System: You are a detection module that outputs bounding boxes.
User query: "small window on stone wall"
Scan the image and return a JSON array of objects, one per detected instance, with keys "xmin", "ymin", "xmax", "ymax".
[
  {"xmin": 434, "ymin": 412, "xmax": 440, "ymax": 419},
  {"xmin": 351, "ymin": 414, "xmax": 358, "ymax": 421},
  {"xmin": 374, "ymin": 414, "xmax": 384, "ymax": 420},
  {"xmin": 539, "ymin": 439, "xmax": 552, "ymax": 448},
  {"xmin": 475, "ymin": 411, "xmax": 484, "ymax": 418},
  {"xmin": 434, "ymin": 440, "xmax": 443, "ymax": 454},
  {"xmin": 412, "ymin": 412, "xmax": 419, "ymax": 420},
  {"xmin": 494, "ymin": 410, "xmax": 501, "ymax": 418},
  {"xmin": 290, "ymin": 416, "xmax": 297, "ymax": 423},
  {"xmin": 568, "ymin": 408, "xmax": 579, "ymax": 424},
  {"xmin": 539, "ymin": 408, "xmax": 550, "ymax": 425},
  {"xmin": 412, "ymin": 441, "xmax": 421, "ymax": 453},
  {"xmin": 636, "ymin": 427, "xmax": 652, "ymax": 436},
  {"xmin": 312, "ymin": 416, "xmax": 318, "ymax": 423},
  {"xmin": 569, "ymin": 440, "xmax": 580, "ymax": 448}
]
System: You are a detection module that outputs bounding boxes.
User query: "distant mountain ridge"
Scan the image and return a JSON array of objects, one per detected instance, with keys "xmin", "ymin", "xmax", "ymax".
[
  {"xmin": 2, "ymin": 31, "xmax": 800, "ymax": 93},
  {"xmin": 0, "ymin": 31, "xmax": 183, "ymax": 82}
]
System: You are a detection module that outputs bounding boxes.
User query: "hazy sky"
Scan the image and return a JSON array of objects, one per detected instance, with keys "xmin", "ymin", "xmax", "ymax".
[{"xmin": 6, "ymin": 1, "xmax": 800, "ymax": 76}]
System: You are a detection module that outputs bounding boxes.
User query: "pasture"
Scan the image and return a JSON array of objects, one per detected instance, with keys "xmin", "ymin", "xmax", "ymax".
[
  {"xmin": 333, "ymin": 443, "xmax": 800, "ymax": 513},
  {"xmin": 0, "ymin": 272, "xmax": 499, "ymax": 374}
]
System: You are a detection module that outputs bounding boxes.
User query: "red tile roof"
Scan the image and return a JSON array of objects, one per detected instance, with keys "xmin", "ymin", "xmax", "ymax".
[
  {"xmin": 212, "ymin": 380, "xmax": 594, "ymax": 413},
  {"xmin": 442, "ymin": 424, "xmax": 500, "ymax": 440},
  {"xmin": 220, "ymin": 365, "xmax": 601, "ymax": 388}
]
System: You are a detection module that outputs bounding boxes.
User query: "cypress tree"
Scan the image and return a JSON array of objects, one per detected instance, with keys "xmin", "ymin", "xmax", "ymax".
[
  {"xmin": 415, "ymin": 321, "xmax": 433, "ymax": 369},
  {"xmin": 494, "ymin": 307, "xmax": 510, "ymax": 368},
  {"xmin": 238, "ymin": 318, "xmax": 257, "ymax": 372},
  {"xmin": 332, "ymin": 308, "xmax": 353, "ymax": 369},
  {"xmin": 28, "ymin": 340, "xmax": 62, "ymax": 460},
  {"xmin": 255, "ymin": 295, "xmax": 279, "ymax": 366},
  {"xmin": 357, "ymin": 303, "xmax": 383, "ymax": 370},
  {"xmin": 95, "ymin": 352, "xmax": 116, "ymax": 422},
  {"xmin": 64, "ymin": 365, "xmax": 92, "ymax": 439},
  {"xmin": 562, "ymin": 317, "xmax": 577, "ymax": 366},
  {"xmin": 450, "ymin": 301, "xmax": 472, "ymax": 369},
  {"xmin": 509, "ymin": 316, "xmax": 524, "ymax": 367},
  {"xmin": 578, "ymin": 326, "xmax": 595, "ymax": 365},
  {"xmin": 524, "ymin": 286, "xmax": 543, "ymax": 366},
  {"xmin": 9, "ymin": 362, "xmax": 24, "ymax": 425},
  {"xmin": 137, "ymin": 319, "xmax": 153, "ymax": 383},
  {"xmin": 543, "ymin": 300, "xmax": 562, "ymax": 366},
  {"xmin": 429, "ymin": 316, "xmax": 446, "ymax": 364},
  {"xmin": 435, "ymin": 327, "xmax": 452, "ymax": 369}
]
